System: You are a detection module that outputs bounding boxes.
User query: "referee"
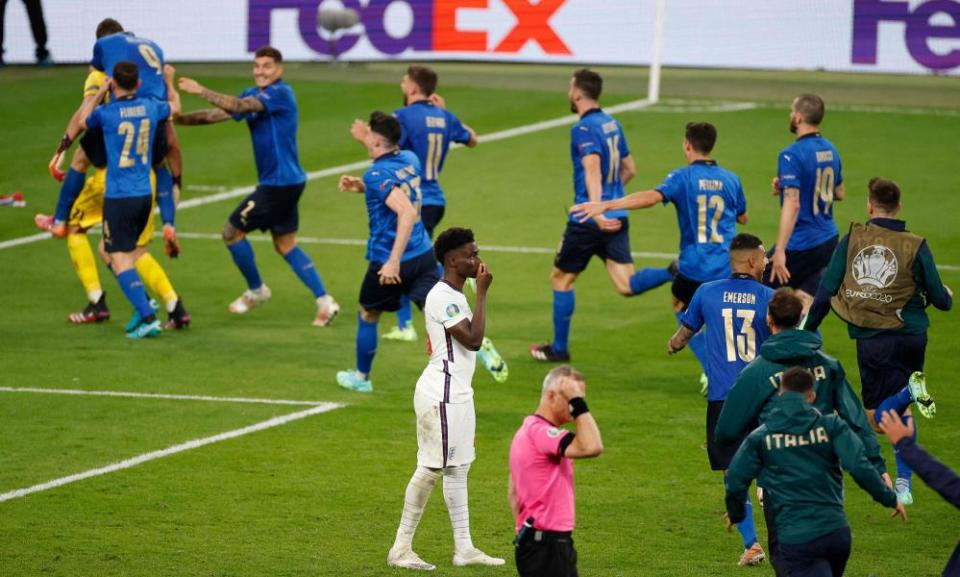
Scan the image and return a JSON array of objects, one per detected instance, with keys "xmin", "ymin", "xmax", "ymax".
[{"xmin": 508, "ymin": 365, "xmax": 603, "ymax": 577}]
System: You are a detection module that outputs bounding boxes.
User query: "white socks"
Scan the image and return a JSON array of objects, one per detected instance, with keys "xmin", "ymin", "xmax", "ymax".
[
  {"xmin": 443, "ymin": 464, "xmax": 474, "ymax": 554},
  {"xmin": 394, "ymin": 466, "xmax": 441, "ymax": 550},
  {"xmin": 392, "ymin": 464, "xmax": 475, "ymax": 554}
]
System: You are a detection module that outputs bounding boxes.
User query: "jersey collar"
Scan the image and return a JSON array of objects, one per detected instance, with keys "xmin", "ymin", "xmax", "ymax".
[
  {"xmin": 373, "ymin": 149, "xmax": 401, "ymax": 163},
  {"xmin": 580, "ymin": 107, "xmax": 603, "ymax": 119},
  {"xmin": 797, "ymin": 132, "xmax": 822, "ymax": 141},
  {"xmin": 440, "ymin": 278, "xmax": 464, "ymax": 293},
  {"xmin": 730, "ymin": 272, "xmax": 757, "ymax": 281},
  {"xmin": 533, "ymin": 414, "xmax": 559, "ymax": 427},
  {"xmin": 691, "ymin": 159, "xmax": 717, "ymax": 166},
  {"xmin": 867, "ymin": 217, "xmax": 907, "ymax": 231}
]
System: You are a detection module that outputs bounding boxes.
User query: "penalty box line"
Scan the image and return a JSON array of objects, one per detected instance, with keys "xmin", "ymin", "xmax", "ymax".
[{"xmin": 0, "ymin": 388, "xmax": 345, "ymax": 503}]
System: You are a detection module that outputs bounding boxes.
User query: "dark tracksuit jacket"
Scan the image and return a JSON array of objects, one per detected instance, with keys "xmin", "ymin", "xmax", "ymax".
[
  {"xmin": 806, "ymin": 217, "xmax": 953, "ymax": 337},
  {"xmin": 895, "ymin": 437, "xmax": 960, "ymax": 576},
  {"xmin": 726, "ymin": 393, "xmax": 898, "ymax": 545},
  {"xmin": 714, "ymin": 329, "xmax": 886, "ymax": 475}
]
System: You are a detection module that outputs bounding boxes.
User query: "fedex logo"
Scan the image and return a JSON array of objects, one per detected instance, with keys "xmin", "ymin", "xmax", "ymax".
[
  {"xmin": 852, "ymin": 0, "xmax": 960, "ymax": 70},
  {"xmin": 247, "ymin": 0, "xmax": 571, "ymax": 57}
]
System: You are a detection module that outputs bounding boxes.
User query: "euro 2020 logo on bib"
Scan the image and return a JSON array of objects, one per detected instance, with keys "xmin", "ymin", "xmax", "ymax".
[{"xmin": 851, "ymin": 245, "xmax": 898, "ymax": 289}]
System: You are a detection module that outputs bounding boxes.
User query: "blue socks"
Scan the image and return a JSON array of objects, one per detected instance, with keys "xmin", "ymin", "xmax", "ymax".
[
  {"xmin": 154, "ymin": 166, "xmax": 176, "ymax": 226},
  {"xmin": 552, "ymin": 289, "xmax": 575, "ymax": 354},
  {"xmin": 737, "ymin": 496, "xmax": 758, "ymax": 549},
  {"xmin": 629, "ymin": 267, "xmax": 673, "ymax": 296},
  {"xmin": 117, "ymin": 269, "xmax": 155, "ymax": 320},
  {"xmin": 876, "ymin": 386, "xmax": 913, "ymax": 417},
  {"xmin": 54, "ymin": 168, "xmax": 86, "ymax": 222},
  {"xmin": 227, "ymin": 239, "xmax": 263, "ymax": 290},
  {"xmin": 356, "ymin": 313, "xmax": 378, "ymax": 377},
  {"xmin": 396, "ymin": 295, "xmax": 413, "ymax": 329},
  {"xmin": 283, "ymin": 246, "xmax": 326, "ymax": 298}
]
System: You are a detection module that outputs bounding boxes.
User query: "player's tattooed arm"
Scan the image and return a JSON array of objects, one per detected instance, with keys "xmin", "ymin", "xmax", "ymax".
[
  {"xmin": 175, "ymin": 108, "xmax": 232, "ymax": 126},
  {"xmin": 668, "ymin": 325, "xmax": 696, "ymax": 354},
  {"xmin": 177, "ymin": 77, "xmax": 264, "ymax": 115}
]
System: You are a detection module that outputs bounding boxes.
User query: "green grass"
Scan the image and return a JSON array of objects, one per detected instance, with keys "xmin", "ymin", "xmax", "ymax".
[{"xmin": 1, "ymin": 63, "xmax": 959, "ymax": 577}]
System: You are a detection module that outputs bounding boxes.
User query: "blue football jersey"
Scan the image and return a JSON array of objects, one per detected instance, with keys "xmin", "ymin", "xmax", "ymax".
[
  {"xmin": 91, "ymin": 33, "xmax": 167, "ymax": 101},
  {"xmin": 681, "ymin": 275, "xmax": 775, "ymax": 401},
  {"xmin": 570, "ymin": 109, "xmax": 630, "ymax": 222},
  {"xmin": 777, "ymin": 133, "xmax": 843, "ymax": 250},
  {"xmin": 657, "ymin": 160, "xmax": 747, "ymax": 282},
  {"xmin": 362, "ymin": 150, "xmax": 433, "ymax": 264},
  {"xmin": 395, "ymin": 101, "xmax": 473, "ymax": 207},
  {"xmin": 85, "ymin": 96, "xmax": 170, "ymax": 199},
  {"xmin": 232, "ymin": 80, "xmax": 306, "ymax": 187}
]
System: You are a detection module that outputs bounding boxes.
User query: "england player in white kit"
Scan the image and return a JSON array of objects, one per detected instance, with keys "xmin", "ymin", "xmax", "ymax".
[{"xmin": 388, "ymin": 227, "xmax": 505, "ymax": 571}]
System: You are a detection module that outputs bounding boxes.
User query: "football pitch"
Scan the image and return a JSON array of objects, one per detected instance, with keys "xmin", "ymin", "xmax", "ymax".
[{"xmin": 1, "ymin": 62, "xmax": 959, "ymax": 576}]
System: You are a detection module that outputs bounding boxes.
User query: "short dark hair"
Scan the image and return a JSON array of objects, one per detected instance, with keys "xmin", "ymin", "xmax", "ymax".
[
  {"xmin": 768, "ymin": 288, "xmax": 803, "ymax": 329},
  {"xmin": 868, "ymin": 177, "xmax": 901, "ymax": 213},
  {"xmin": 729, "ymin": 233, "xmax": 763, "ymax": 253},
  {"xmin": 406, "ymin": 65, "xmax": 438, "ymax": 96},
  {"xmin": 781, "ymin": 366, "xmax": 814, "ymax": 394},
  {"xmin": 96, "ymin": 18, "xmax": 123, "ymax": 39},
  {"xmin": 434, "ymin": 227, "xmax": 475, "ymax": 265},
  {"xmin": 685, "ymin": 122, "xmax": 718, "ymax": 154},
  {"xmin": 369, "ymin": 111, "xmax": 401, "ymax": 146},
  {"xmin": 793, "ymin": 93, "xmax": 825, "ymax": 125},
  {"xmin": 112, "ymin": 62, "xmax": 139, "ymax": 91},
  {"xmin": 254, "ymin": 46, "xmax": 283, "ymax": 63},
  {"xmin": 573, "ymin": 68, "xmax": 602, "ymax": 101}
]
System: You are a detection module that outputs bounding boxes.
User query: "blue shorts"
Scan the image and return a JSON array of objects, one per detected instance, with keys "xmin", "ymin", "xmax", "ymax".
[
  {"xmin": 856, "ymin": 332, "xmax": 927, "ymax": 409},
  {"xmin": 421, "ymin": 205, "xmax": 445, "ymax": 239},
  {"xmin": 764, "ymin": 236, "xmax": 839, "ymax": 295},
  {"xmin": 554, "ymin": 218, "xmax": 632, "ymax": 274},
  {"xmin": 103, "ymin": 195, "xmax": 152, "ymax": 253},
  {"xmin": 359, "ymin": 250, "xmax": 440, "ymax": 312},
  {"xmin": 229, "ymin": 182, "xmax": 304, "ymax": 234}
]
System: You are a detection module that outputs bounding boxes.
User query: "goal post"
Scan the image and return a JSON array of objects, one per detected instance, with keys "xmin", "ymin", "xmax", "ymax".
[{"xmin": 647, "ymin": 0, "xmax": 667, "ymax": 104}]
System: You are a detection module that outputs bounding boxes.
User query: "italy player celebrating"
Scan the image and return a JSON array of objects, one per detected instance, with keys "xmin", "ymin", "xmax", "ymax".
[
  {"xmin": 766, "ymin": 94, "xmax": 844, "ymax": 312},
  {"xmin": 571, "ymin": 122, "xmax": 748, "ymax": 382},
  {"xmin": 385, "ymin": 65, "xmax": 477, "ymax": 342},
  {"xmin": 176, "ymin": 47, "xmax": 340, "ymax": 326},
  {"xmin": 530, "ymin": 69, "xmax": 643, "ymax": 362},
  {"xmin": 336, "ymin": 112, "xmax": 439, "ymax": 393},
  {"xmin": 668, "ymin": 233, "xmax": 774, "ymax": 567},
  {"xmin": 387, "ymin": 227, "xmax": 504, "ymax": 570},
  {"xmin": 78, "ymin": 62, "xmax": 180, "ymax": 338}
]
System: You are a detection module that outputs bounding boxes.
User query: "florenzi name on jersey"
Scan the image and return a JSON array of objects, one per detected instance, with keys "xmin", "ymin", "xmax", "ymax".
[
  {"xmin": 723, "ymin": 291, "xmax": 758, "ymax": 304},
  {"xmin": 816, "ymin": 150, "xmax": 835, "ymax": 163},
  {"xmin": 699, "ymin": 179, "xmax": 724, "ymax": 191},
  {"xmin": 602, "ymin": 120, "xmax": 618, "ymax": 134},
  {"xmin": 425, "ymin": 117, "xmax": 446, "ymax": 128},
  {"xmin": 119, "ymin": 105, "xmax": 147, "ymax": 119}
]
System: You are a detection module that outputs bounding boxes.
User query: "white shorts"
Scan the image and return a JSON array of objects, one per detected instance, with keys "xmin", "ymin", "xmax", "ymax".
[{"xmin": 415, "ymin": 390, "xmax": 475, "ymax": 469}]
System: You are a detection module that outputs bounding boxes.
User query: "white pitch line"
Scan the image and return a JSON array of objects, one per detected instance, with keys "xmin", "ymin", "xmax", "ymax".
[
  {"xmin": 0, "ymin": 402, "xmax": 343, "ymax": 503},
  {"xmin": 0, "ymin": 386, "xmax": 328, "ymax": 407},
  {"xmin": 0, "ymin": 98, "xmax": 656, "ymax": 251},
  {"xmin": 167, "ymin": 231, "xmax": 960, "ymax": 272}
]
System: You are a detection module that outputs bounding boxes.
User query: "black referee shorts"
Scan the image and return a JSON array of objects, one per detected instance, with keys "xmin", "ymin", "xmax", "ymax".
[{"xmin": 516, "ymin": 531, "xmax": 578, "ymax": 577}]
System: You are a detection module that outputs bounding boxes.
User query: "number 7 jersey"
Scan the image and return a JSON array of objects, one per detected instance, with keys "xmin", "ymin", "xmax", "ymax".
[
  {"xmin": 777, "ymin": 132, "xmax": 843, "ymax": 251},
  {"xmin": 681, "ymin": 274, "xmax": 775, "ymax": 402}
]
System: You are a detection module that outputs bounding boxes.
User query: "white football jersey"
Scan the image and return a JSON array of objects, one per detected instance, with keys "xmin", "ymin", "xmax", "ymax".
[{"xmin": 416, "ymin": 281, "xmax": 477, "ymax": 403}]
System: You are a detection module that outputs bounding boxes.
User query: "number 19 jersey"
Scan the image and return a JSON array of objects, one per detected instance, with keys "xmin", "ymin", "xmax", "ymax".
[
  {"xmin": 777, "ymin": 132, "xmax": 843, "ymax": 251},
  {"xmin": 570, "ymin": 108, "xmax": 630, "ymax": 221},
  {"xmin": 681, "ymin": 274, "xmax": 775, "ymax": 401}
]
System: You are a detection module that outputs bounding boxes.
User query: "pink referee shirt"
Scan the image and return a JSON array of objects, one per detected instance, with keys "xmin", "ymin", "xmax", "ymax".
[{"xmin": 509, "ymin": 415, "xmax": 576, "ymax": 533}]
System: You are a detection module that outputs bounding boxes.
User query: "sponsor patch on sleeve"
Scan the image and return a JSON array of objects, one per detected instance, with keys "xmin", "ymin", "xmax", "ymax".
[{"xmin": 446, "ymin": 303, "xmax": 461, "ymax": 318}]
